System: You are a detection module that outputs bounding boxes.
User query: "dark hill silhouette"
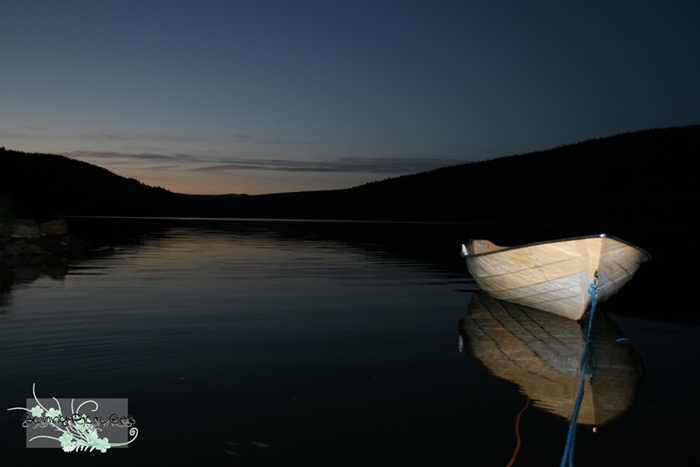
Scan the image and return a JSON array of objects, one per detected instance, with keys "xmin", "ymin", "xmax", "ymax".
[
  {"xmin": 1, "ymin": 125, "xmax": 698, "ymax": 229},
  {"xmin": 0, "ymin": 149, "xmax": 202, "ymax": 218},
  {"xmin": 209, "ymin": 125, "xmax": 699, "ymax": 230}
]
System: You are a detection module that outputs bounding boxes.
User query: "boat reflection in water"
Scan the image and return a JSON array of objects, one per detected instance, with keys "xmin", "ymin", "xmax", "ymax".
[{"xmin": 459, "ymin": 292, "xmax": 643, "ymax": 426}]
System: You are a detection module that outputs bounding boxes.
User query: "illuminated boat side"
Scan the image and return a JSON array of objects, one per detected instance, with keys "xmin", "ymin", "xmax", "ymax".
[{"xmin": 460, "ymin": 235, "xmax": 650, "ymax": 320}]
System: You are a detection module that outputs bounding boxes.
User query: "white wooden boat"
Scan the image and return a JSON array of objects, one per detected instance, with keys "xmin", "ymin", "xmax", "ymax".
[{"xmin": 460, "ymin": 234, "xmax": 650, "ymax": 320}]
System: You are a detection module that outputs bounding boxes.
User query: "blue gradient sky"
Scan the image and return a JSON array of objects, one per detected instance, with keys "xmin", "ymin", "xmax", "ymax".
[{"xmin": 2, "ymin": 1, "xmax": 699, "ymax": 194}]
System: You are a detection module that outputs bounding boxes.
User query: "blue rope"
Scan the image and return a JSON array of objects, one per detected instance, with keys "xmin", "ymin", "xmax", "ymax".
[{"xmin": 559, "ymin": 281, "xmax": 599, "ymax": 467}]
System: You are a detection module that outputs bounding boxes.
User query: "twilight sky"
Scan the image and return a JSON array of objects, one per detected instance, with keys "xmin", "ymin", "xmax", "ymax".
[{"xmin": 2, "ymin": 1, "xmax": 699, "ymax": 195}]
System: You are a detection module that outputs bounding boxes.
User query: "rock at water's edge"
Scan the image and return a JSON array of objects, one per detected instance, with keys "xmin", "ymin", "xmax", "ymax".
[
  {"xmin": 40, "ymin": 218, "xmax": 69, "ymax": 236},
  {"xmin": 11, "ymin": 219, "xmax": 41, "ymax": 239},
  {"xmin": 0, "ymin": 222, "xmax": 12, "ymax": 238}
]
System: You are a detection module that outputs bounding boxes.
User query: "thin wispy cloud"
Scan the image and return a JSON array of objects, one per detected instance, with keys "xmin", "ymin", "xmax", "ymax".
[
  {"xmin": 69, "ymin": 129, "xmax": 324, "ymax": 146},
  {"xmin": 233, "ymin": 134, "xmax": 259, "ymax": 143},
  {"xmin": 70, "ymin": 151, "xmax": 173, "ymax": 161},
  {"xmin": 217, "ymin": 156, "xmax": 467, "ymax": 174},
  {"xmin": 72, "ymin": 130, "xmax": 207, "ymax": 144},
  {"xmin": 0, "ymin": 127, "xmax": 50, "ymax": 140},
  {"xmin": 68, "ymin": 150, "xmax": 470, "ymax": 175},
  {"xmin": 231, "ymin": 134, "xmax": 320, "ymax": 145},
  {"xmin": 8, "ymin": 128, "xmax": 322, "ymax": 146},
  {"xmin": 0, "ymin": 130, "xmax": 48, "ymax": 140}
]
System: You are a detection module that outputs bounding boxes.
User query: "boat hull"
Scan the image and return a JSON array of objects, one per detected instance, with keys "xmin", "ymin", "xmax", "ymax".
[{"xmin": 462, "ymin": 235, "xmax": 650, "ymax": 320}]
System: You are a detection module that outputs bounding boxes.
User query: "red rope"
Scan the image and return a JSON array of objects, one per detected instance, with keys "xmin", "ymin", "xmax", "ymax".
[{"xmin": 506, "ymin": 396, "xmax": 531, "ymax": 467}]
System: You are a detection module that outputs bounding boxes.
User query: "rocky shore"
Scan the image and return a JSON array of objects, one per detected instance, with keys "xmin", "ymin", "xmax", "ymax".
[
  {"xmin": 1, "ymin": 218, "xmax": 112, "ymax": 307},
  {"xmin": 0, "ymin": 218, "xmax": 96, "ymax": 266}
]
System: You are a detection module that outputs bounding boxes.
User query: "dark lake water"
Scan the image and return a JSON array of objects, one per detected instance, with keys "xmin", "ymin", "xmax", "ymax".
[{"xmin": 1, "ymin": 218, "xmax": 698, "ymax": 466}]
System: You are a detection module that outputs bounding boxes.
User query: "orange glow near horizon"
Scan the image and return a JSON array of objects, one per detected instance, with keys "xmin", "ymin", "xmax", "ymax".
[{"xmin": 92, "ymin": 163, "xmax": 380, "ymax": 196}]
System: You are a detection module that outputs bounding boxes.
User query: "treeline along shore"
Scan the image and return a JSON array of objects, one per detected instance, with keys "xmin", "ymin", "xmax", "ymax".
[{"xmin": 1, "ymin": 126, "xmax": 697, "ymax": 233}]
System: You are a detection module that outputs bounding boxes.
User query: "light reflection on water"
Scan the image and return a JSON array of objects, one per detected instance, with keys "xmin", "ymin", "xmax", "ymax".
[{"xmin": 0, "ymin": 219, "xmax": 698, "ymax": 466}]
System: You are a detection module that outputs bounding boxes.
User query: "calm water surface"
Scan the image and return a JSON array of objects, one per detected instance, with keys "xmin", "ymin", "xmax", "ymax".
[{"xmin": 1, "ymin": 219, "xmax": 697, "ymax": 466}]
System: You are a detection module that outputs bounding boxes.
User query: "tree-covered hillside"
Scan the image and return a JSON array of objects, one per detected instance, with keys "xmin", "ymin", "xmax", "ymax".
[{"xmin": 2, "ymin": 125, "xmax": 697, "ymax": 230}]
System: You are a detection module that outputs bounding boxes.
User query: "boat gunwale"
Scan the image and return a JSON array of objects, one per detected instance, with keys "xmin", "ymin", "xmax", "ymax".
[{"xmin": 463, "ymin": 234, "xmax": 651, "ymax": 261}]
